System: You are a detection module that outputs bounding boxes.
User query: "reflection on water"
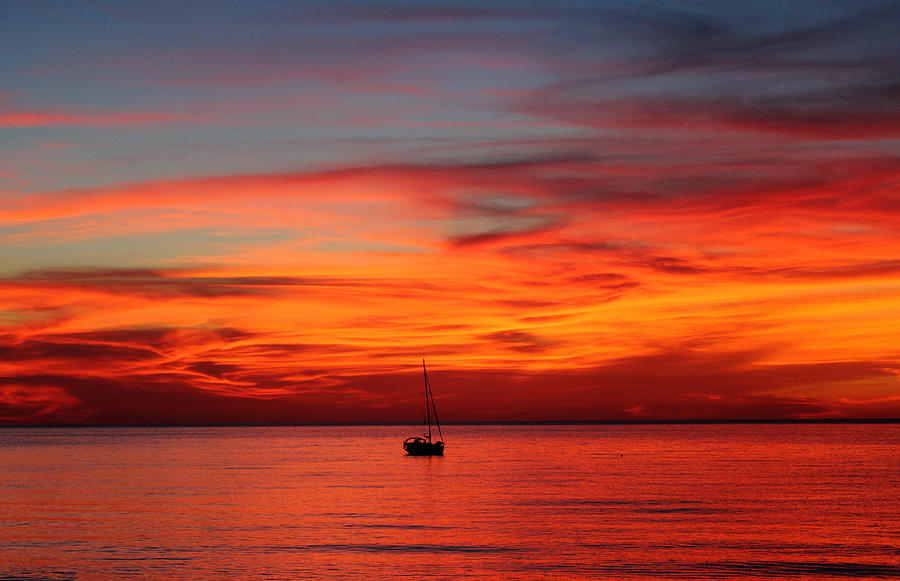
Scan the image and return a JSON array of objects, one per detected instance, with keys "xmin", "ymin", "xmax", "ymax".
[{"xmin": 1, "ymin": 424, "xmax": 899, "ymax": 579}]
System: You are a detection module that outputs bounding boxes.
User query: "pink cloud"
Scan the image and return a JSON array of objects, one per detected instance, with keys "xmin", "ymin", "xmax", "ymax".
[{"xmin": 0, "ymin": 110, "xmax": 195, "ymax": 128}]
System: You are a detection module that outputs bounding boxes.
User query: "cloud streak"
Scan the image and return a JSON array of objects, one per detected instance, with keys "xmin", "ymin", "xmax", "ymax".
[{"xmin": 3, "ymin": 1, "xmax": 900, "ymax": 423}]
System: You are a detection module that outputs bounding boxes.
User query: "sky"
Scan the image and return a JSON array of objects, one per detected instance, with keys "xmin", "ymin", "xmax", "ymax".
[{"xmin": 2, "ymin": 0, "xmax": 899, "ymax": 425}]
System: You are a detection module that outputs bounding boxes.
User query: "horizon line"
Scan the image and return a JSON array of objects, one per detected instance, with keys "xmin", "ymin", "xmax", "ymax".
[{"xmin": 1, "ymin": 418, "xmax": 899, "ymax": 429}]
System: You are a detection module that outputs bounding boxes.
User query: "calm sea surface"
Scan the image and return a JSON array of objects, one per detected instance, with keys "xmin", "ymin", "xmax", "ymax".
[{"xmin": 1, "ymin": 424, "xmax": 899, "ymax": 579}]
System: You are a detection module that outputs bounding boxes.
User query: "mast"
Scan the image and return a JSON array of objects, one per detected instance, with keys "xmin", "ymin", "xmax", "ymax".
[{"xmin": 422, "ymin": 359, "xmax": 432, "ymax": 442}]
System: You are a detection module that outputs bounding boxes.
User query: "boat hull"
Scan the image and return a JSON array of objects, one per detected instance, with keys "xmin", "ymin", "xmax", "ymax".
[{"xmin": 403, "ymin": 437, "xmax": 444, "ymax": 456}]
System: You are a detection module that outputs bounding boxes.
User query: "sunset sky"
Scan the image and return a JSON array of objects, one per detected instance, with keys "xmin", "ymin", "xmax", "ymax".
[{"xmin": 2, "ymin": 1, "xmax": 899, "ymax": 425}]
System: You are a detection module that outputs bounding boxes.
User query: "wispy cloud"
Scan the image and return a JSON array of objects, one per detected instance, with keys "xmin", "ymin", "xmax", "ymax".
[
  {"xmin": 0, "ymin": 110, "xmax": 195, "ymax": 128},
  {"xmin": 3, "ymin": 1, "xmax": 900, "ymax": 423}
]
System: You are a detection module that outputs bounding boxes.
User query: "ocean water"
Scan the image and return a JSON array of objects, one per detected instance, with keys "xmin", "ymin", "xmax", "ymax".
[{"xmin": 1, "ymin": 424, "xmax": 899, "ymax": 580}]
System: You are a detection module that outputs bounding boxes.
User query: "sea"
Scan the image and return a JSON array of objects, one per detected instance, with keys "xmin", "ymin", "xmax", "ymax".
[{"xmin": 1, "ymin": 423, "xmax": 899, "ymax": 580}]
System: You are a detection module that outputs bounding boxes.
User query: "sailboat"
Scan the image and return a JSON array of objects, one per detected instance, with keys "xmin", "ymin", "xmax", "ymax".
[{"xmin": 403, "ymin": 359, "xmax": 445, "ymax": 456}]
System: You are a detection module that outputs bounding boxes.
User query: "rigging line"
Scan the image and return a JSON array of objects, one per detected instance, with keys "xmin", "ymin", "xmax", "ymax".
[{"xmin": 426, "ymin": 364, "xmax": 443, "ymax": 442}]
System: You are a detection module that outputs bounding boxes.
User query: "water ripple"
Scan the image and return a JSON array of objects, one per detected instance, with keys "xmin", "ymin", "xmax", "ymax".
[
  {"xmin": 706, "ymin": 561, "xmax": 900, "ymax": 577},
  {"xmin": 273, "ymin": 543, "xmax": 522, "ymax": 554}
]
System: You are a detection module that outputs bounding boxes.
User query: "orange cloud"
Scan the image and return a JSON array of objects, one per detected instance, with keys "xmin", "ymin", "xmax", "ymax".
[{"xmin": 3, "ymin": 130, "xmax": 900, "ymax": 424}]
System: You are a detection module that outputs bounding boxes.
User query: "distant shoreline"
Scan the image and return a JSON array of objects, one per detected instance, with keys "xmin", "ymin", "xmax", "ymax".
[{"xmin": 1, "ymin": 418, "xmax": 898, "ymax": 428}]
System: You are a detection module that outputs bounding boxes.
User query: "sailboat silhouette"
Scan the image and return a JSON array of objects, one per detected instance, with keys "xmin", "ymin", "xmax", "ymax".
[{"xmin": 403, "ymin": 360, "xmax": 445, "ymax": 456}]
